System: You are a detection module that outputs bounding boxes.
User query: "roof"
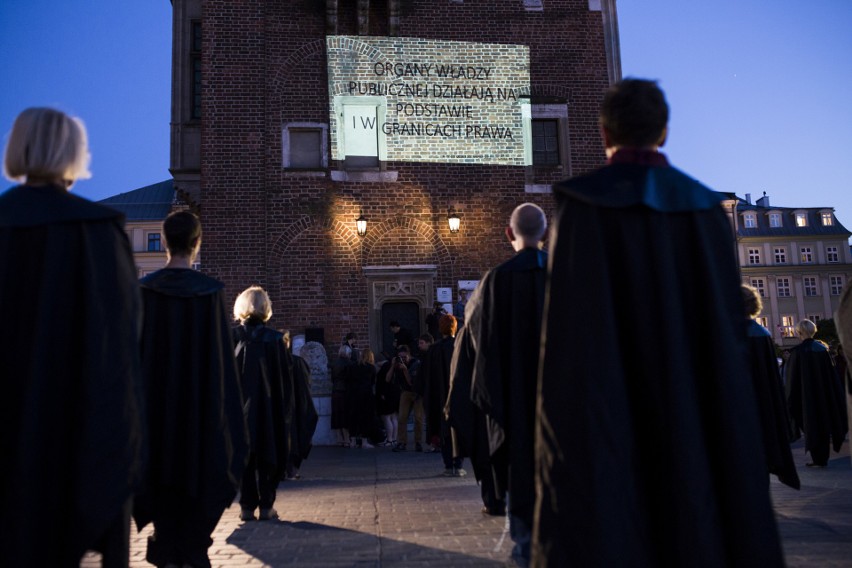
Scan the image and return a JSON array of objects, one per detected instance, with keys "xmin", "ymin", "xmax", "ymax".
[
  {"xmin": 736, "ymin": 198, "xmax": 851, "ymax": 238},
  {"xmin": 99, "ymin": 180, "xmax": 174, "ymax": 221}
]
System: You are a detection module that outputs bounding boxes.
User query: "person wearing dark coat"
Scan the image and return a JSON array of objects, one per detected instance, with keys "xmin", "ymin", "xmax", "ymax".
[
  {"xmin": 135, "ymin": 212, "xmax": 249, "ymax": 568},
  {"xmin": 535, "ymin": 79, "xmax": 784, "ymax": 567},
  {"xmin": 233, "ymin": 286, "xmax": 294, "ymax": 522},
  {"xmin": 0, "ymin": 107, "xmax": 145, "ymax": 567},
  {"xmin": 741, "ymin": 285, "xmax": 800, "ymax": 489},
  {"xmin": 346, "ymin": 348, "xmax": 379, "ymax": 448},
  {"xmin": 376, "ymin": 357, "xmax": 401, "ymax": 446},
  {"xmin": 469, "ymin": 203, "xmax": 548, "ymax": 567},
  {"xmin": 284, "ymin": 332, "xmax": 318, "ymax": 479},
  {"xmin": 445, "ymin": 318, "xmax": 506, "ymax": 515},
  {"xmin": 785, "ymin": 319, "xmax": 848, "ymax": 467},
  {"xmin": 835, "ymin": 281, "xmax": 852, "ymax": 466},
  {"xmin": 428, "ymin": 315, "xmax": 463, "ymax": 473}
]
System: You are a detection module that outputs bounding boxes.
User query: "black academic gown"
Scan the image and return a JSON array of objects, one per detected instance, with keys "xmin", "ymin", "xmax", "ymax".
[
  {"xmin": 786, "ymin": 338, "xmax": 847, "ymax": 465},
  {"xmin": 469, "ymin": 247, "xmax": 547, "ymax": 527},
  {"xmin": 535, "ymin": 160, "xmax": 784, "ymax": 567},
  {"xmin": 426, "ymin": 335, "xmax": 455, "ymax": 443},
  {"xmin": 133, "ymin": 269, "xmax": 249, "ymax": 530},
  {"xmin": 234, "ymin": 322, "xmax": 294, "ymax": 481},
  {"xmin": 745, "ymin": 320, "xmax": 800, "ymax": 489},
  {"xmin": 0, "ymin": 184, "xmax": 144, "ymax": 566},
  {"xmin": 446, "ymin": 325, "xmax": 504, "ymax": 509},
  {"xmin": 289, "ymin": 355, "xmax": 318, "ymax": 468}
]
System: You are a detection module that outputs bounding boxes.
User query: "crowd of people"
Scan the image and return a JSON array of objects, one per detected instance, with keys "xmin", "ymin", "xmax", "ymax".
[{"xmin": 3, "ymin": 78, "xmax": 852, "ymax": 568}]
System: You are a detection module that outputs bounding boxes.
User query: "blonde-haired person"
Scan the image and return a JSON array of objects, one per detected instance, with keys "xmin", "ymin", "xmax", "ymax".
[
  {"xmin": 232, "ymin": 286, "xmax": 294, "ymax": 521},
  {"xmin": 0, "ymin": 108, "xmax": 143, "ymax": 565},
  {"xmin": 786, "ymin": 319, "xmax": 848, "ymax": 467},
  {"xmin": 345, "ymin": 348, "xmax": 379, "ymax": 448}
]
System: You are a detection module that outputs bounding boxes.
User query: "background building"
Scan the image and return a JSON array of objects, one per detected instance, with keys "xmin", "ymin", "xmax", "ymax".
[
  {"xmin": 736, "ymin": 193, "xmax": 852, "ymax": 346},
  {"xmin": 168, "ymin": 0, "xmax": 621, "ymax": 357},
  {"xmin": 100, "ymin": 180, "xmax": 175, "ymax": 276}
]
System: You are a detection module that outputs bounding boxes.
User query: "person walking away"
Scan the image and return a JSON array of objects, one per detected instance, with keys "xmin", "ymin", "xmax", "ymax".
[
  {"xmin": 0, "ymin": 107, "xmax": 144, "ymax": 567},
  {"xmin": 134, "ymin": 212, "xmax": 249, "ymax": 567},
  {"xmin": 535, "ymin": 78, "xmax": 784, "ymax": 567},
  {"xmin": 468, "ymin": 203, "xmax": 548, "ymax": 566},
  {"xmin": 785, "ymin": 319, "xmax": 847, "ymax": 467},
  {"xmin": 346, "ymin": 348, "xmax": 379, "ymax": 448},
  {"xmin": 233, "ymin": 286, "xmax": 294, "ymax": 521}
]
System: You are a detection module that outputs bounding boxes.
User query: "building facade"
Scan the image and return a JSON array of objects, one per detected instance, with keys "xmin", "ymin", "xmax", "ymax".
[
  {"xmin": 168, "ymin": 0, "xmax": 621, "ymax": 356},
  {"xmin": 736, "ymin": 194, "xmax": 852, "ymax": 346},
  {"xmin": 100, "ymin": 180, "xmax": 175, "ymax": 276}
]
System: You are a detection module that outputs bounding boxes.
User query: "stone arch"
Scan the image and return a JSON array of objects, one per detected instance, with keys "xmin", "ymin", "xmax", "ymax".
[{"xmin": 362, "ymin": 215, "xmax": 453, "ymax": 277}]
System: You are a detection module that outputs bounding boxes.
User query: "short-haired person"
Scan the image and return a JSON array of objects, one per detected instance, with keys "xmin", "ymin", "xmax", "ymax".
[
  {"xmin": 467, "ymin": 202, "xmax": 547, "ymax": 566},
  {"xmin": 429, "ymin": 314, "xmax": 465, "ymax": 475},
  {"xmin": 135, "ymin": 211, "xmax": 249, "ymax": 567},
  {"xmin": 785, "ymin": 319, "xmax": 847, "ymax": 467},
  {"xmin": 535, "ymin": 79, "xmax": 784, "ymax": 566},
  {"xmin": 0, "ymin": 108, "xmax": 144, "ymax": 566},
  {"xmin": 740, "ymin": 285, "xmax": 799, "ymax": 489},
  {"xmin": 391, "ymin": 345, "xmax": 424, "ymax": 452},
  {"xmin": 233, "ymin": 286, "xmax": 294, "ymax": 521}
]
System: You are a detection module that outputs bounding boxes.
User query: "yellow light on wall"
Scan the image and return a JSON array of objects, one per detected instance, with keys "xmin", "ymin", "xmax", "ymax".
[
  {"xmin": 356, "ymin": 209, "xmax": 368, "ymax": 236},
  {"xmin": 447, "ymin": 207, "xmax": 461, "ymax": 234}
]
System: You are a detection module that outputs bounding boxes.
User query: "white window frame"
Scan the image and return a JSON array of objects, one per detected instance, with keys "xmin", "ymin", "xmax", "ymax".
[
  {"xmin": 800, "ymin": 246, "xmax": 813, "ymax": 264},
  {"xmin": 776, "ymin": 277, "xmax": 791, "ymax": 298},
  {"xmin": 750, "ymin": 278, "xmax": 766, "ymax": 297},
  {"xmin": 795, "ymin": 211, "xmax": 808, "ymax": 227},
  {"xmin": 807, "ymin": 313, "xmax": 822, "ymax": 323},
  {"xmin": 773, "ymin": 247, "xmax": 787, "ymax": 264},
  {"xmin": 803, "ymin": 276, "xmax": 818, "ymax": 297},
  {"xmin": 781, "ymin": 315, "xmax": 796, "ymax": 338},
  {"xmin": 748, "ymin": 248, "xmax": 761, "ymax": 265},
  {"xmin": 743, "ymin": 212, "xmax": 757, "ymax": 228},
  {"xmin": 830, "ymin": 275, "xmax": 845, "ymax": 296},
  {"xmin": 821, "ymin": 211, "xmax": 834, "ymax": 226},
  {"xmin": 826, "ymin": 246, "xmax": 839, "ymax": 263},
  {"xmin": 769, "ymin": 212, "xmax": 782, "ymax": 228}
]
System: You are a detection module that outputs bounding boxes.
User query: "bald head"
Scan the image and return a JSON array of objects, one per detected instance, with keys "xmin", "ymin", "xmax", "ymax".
[{"xmin": 508, "ymin": 203, "xmax": 547, "ymax": 250}]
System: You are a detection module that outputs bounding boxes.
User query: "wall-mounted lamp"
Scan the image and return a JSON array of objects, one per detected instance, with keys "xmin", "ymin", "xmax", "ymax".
[
  {"xmin": 447, "ymin": 207, "xmax": 461, "ymax": 234},
  {"xmin": 356, "ymin": 209, "xmax": 368, "ymax": 237}
]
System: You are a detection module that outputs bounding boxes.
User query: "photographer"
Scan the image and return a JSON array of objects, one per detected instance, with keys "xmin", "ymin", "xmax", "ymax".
[{"xmin": 392, "ymin": 346, "xmax": 425, "ymax": 452}]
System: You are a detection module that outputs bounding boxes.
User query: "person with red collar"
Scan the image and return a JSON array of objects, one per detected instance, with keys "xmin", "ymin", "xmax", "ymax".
[{"xmin": 534, "ymin": 79, "xmax": 784, "ymax": 567}]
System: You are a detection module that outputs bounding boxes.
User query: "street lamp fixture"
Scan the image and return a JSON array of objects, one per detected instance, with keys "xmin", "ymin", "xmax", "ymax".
[
  {"xmin": 356, "ymin": 209, "xmax": 367, "ymax": 237},
  {"xmin": 447, "ymin": 207, "xmax": 461, "ymax": 234}
]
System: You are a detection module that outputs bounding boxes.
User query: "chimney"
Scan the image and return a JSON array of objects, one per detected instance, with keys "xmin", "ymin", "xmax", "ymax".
[
  {"xmin": 756, "ymin": 191, "xmax": 770, "ymax": 208},
  {"xmin": 745, "ymin": 193, "xmax": 752, "ymax": 205}
]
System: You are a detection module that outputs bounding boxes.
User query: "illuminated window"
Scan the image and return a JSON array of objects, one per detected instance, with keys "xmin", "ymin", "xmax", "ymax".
[
  {"xmin": 776, "ymin": 277, "xmax": 791, "ymax": 297},
  {"xmin": 821, "ymin": 212, "xmax": 833, "ymax": 226},
  {"xmin": 769, "ymin": 213, "xmax": 782, "ymax": 228},
  {"xmin": 191, "ymin": 21, "xmax": 201, "ymax": 120},
  {"xmin": 743, "ymin": 212, "xmax": 757, "ymax": 228},
  {"xmin": 750, "ymin": 278, "xmax": 766, "ymax": 297},
  {"xmin": 147, "ymin": 233, "xmax": 162, "ymax": 252},
  {"xmin": 532, "ymin": 119, "xmax": 560, "ymax": 165},
  {"xmin": 795, "ymin": 212, "xmax": 808, "ymax": 227},
  {"xmin": 757, "ymin": 316, "xmax": 769, "ymax": 329},
  {"xmin": 803, "ymin": 276, "xmax": 818, "ymax": 297},
  {"xmin": 283, "ymin": 123, "xmax": 328, "ymax": 170},
  {"xmin": 830, "ymin": 275, "xmax": 845, "ymax": 296},
  {"xmin": 800, "ymin": 247, "xmax": 813, "ymax": 264},
  {"xmin": 773, "ymin": 247, "xmax": 787, "ymax": 264},
  {"xmin": 781, "ymin": 315, "xmax": 796, "ymax": 337},
  {"xmin": 748, "ymin": 248, "xmax": 761, "ymax": 265},
  {"xmin": 826, "ymin": 246, "xmax": 839, "ymax": 263}
]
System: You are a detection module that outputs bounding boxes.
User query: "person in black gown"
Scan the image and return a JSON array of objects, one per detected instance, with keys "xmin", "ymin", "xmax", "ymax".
[{"xmin": 0, "ymin": 107, "xmax": 144, "ymax": 567}]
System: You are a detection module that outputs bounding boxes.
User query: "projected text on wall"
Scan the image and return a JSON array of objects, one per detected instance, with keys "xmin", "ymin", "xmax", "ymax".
[{"xmin": 327, "ymin": 36, "xmax": 531, "ymax": 166}]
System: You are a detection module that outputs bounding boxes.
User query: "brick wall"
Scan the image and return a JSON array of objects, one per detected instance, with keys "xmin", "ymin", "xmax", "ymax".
[{"xmin": 201, "ymin": 0, "xmax": 610, "ymax": 349}]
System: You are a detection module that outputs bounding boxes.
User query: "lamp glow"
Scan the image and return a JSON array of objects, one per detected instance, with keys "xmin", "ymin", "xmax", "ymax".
[
  {"xmin": 356, "ymin": 209, "xmax": 367, "ymax": 237},
  {"xmin": 448, "ymin": 207, "xmax": 461, "ymax": 234}
]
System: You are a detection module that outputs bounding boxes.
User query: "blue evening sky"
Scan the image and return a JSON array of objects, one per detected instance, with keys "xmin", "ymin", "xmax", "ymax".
[{"xmin": 2, "ymin": 1, "xmax": 850, "ymax": 234}]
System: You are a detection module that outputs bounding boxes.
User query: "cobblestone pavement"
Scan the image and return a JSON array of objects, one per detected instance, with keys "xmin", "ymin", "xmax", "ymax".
[{"xmin": 81, "ymin": 439, "xmax": 851, "ymax": 567}]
